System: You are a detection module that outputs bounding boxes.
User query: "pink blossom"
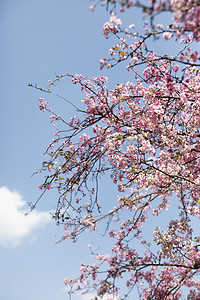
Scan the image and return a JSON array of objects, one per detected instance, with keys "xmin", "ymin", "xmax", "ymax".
[
  {"xmin": 156, "ymin": 24, "xmax": 163, "ymax": 29},
  {"xmin": 99, "ymin": 57, "xmax": 107, "ymax": 70},
  {"xmin": 163, "ymin": 32, "xmax": 173, "ymax": 40},
  {"xmin": 173, "ymin": 65, "xmax": 179, "ymax": 72},
  {"xmin": 191, "ymin": 51, "xmax": 199, "ymax": 62},
  {"xmin": 89, "ymin": 5, "xmax": 95, "ymax": 12}
]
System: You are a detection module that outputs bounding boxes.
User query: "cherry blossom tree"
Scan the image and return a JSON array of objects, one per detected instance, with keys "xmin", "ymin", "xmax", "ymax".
[{"xmin": 30, "ymin": 0, "xmax": 200, "ymax": 299}]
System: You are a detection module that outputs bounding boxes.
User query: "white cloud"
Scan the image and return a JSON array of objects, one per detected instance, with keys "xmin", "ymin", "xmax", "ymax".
[{"xmin": 0, "ymin": 186, "xmax": 51, "ymax": 247}]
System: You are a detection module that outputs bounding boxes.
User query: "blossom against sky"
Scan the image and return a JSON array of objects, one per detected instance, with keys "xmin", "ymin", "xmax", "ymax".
[{"xmin": 0, "ymin": 0, "xmax": 184, "ymax": 299}]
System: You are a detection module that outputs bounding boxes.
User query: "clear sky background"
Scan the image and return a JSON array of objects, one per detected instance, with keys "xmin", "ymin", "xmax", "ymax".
[{"xmin": 0, "ymin": 1, "xmax": 191, "ymax": 300}]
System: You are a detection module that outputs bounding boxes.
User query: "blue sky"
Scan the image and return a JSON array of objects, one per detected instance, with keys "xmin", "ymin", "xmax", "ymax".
[{"xmin": 1, "ymin": 1, "xmax": 192, "ymax": 299}]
